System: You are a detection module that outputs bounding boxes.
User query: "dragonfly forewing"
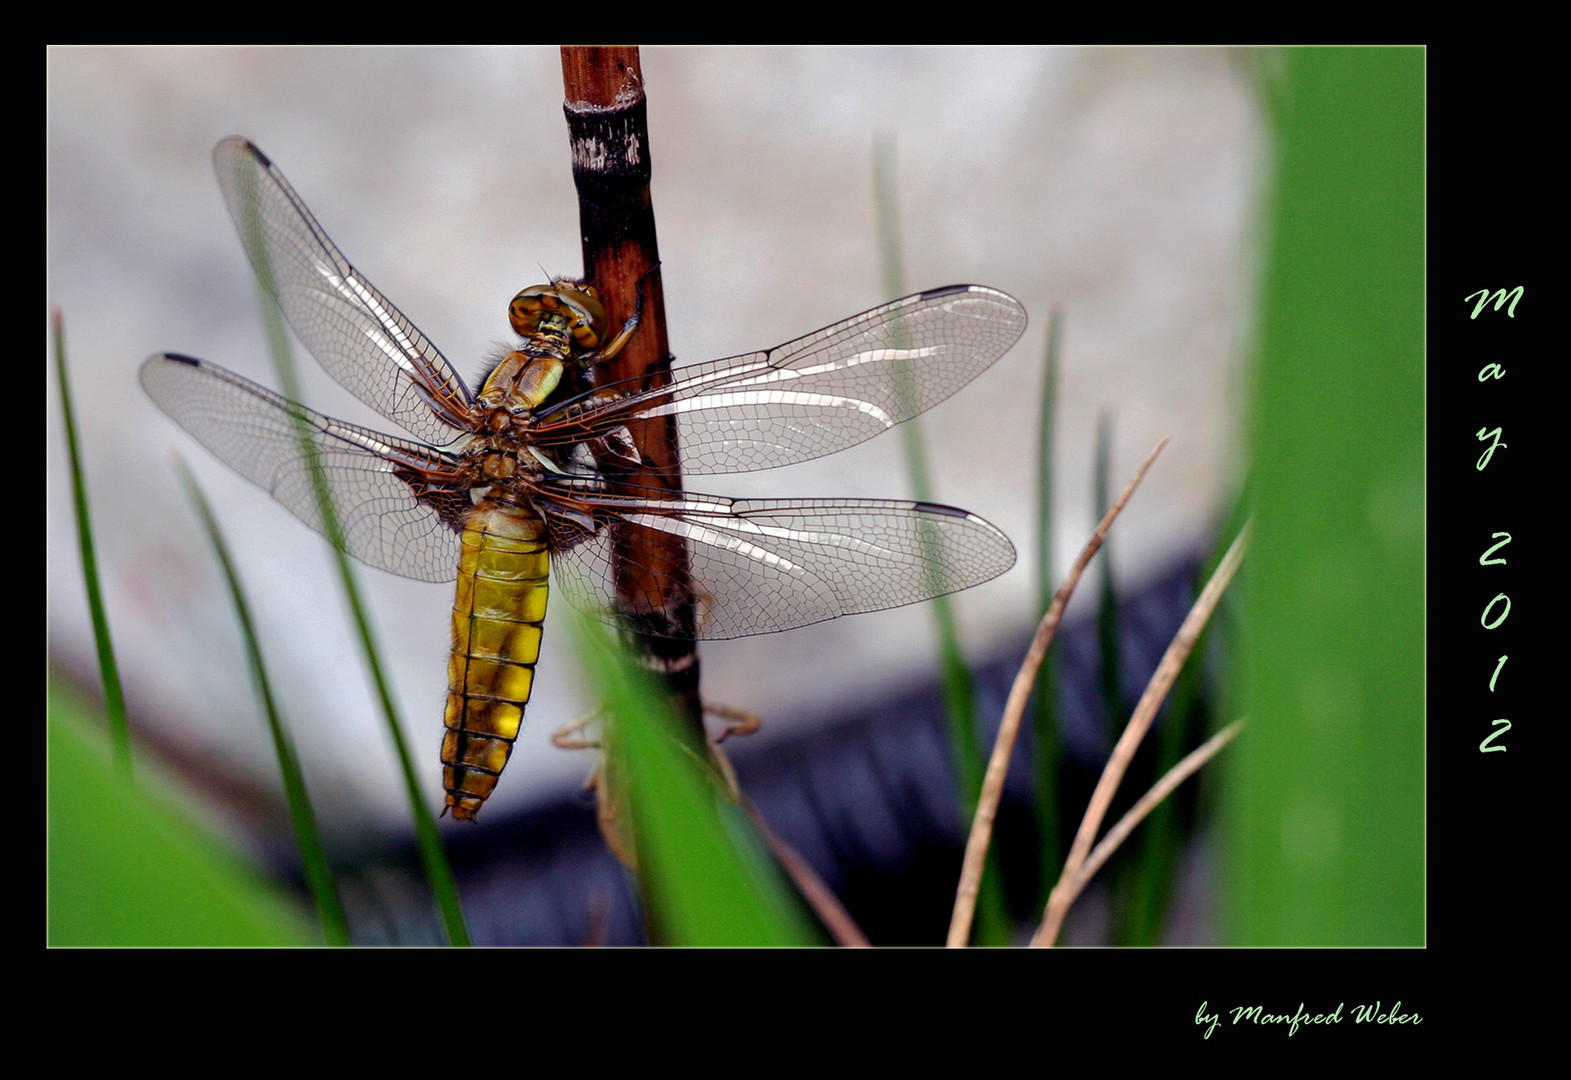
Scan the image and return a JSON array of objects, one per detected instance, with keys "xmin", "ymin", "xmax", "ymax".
[
  {"xmin": 533, "ymin": 284, "xmax": 1027, "ymax": 478},
  {"xmin": 213, "ymin": 137, "xmax": 478, "ymax": 447}
]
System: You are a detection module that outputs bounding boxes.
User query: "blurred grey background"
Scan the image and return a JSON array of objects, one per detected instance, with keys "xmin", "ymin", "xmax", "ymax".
[{"xmin": 46, "ymin": 46, "xmax": 1262, "ymax": 846}]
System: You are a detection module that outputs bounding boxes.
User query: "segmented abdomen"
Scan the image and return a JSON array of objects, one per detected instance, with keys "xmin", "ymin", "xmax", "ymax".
[{"xmin": 443, "ymin": 501, "xmax": 549, "ymax": 820}]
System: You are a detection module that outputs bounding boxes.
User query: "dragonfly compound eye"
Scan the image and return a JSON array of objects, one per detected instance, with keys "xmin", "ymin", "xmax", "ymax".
[{"xmin": 509, "ymin": 283, "xmax": 608, "ymax": 348}]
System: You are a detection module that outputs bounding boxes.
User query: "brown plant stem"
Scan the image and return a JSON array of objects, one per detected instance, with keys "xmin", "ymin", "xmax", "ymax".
[{"xmin": 559, "ymin": 47, "xmax": 705, "ymax": 733}]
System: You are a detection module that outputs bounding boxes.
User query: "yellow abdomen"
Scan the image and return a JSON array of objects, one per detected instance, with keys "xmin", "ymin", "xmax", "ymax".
[{"xmin": 443, "ymin": 501, "xmax": 549, "ymax": 820}]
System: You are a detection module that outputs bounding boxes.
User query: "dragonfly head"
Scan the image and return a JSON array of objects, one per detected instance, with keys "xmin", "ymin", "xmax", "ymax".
[{"xmin": 509, "ymin": 281, "xmax": 610, "ymax": 354}]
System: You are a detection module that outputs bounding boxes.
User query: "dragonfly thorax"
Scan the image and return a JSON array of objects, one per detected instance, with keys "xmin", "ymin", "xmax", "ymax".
[
  {"xmin": 465, "ymin": 436, "xmax": 551, "ymax": 504},
  {"xmin": 478, "ymin": 283, "xmax": 610, "ymax": 415},
  {"xmin": 477, "ymin": 348, "xmax": 567, "ymax": 414},
  {"xmin": 478, "ymin": 446, "xmax": 521, "ymax": 481},
  {"xmin": 479, "ymin": 280, "xmax": 633, "ymax": 420}
]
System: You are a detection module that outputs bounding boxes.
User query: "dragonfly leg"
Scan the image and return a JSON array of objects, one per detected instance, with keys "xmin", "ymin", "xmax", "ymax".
[
  {"xmin": 555, "ymin": 697, "xmax": 753, "ymax": 869},
  {"xmin": 551, "ymin": 708, "xmax": 606, "ymax": 751},
  {"xmin": 593, "ymin": 304, "xmax": 639, "ymax": 364},
  {"xmin": 705, "ymin": 702, "xmax": 762, "ymax": 742},
  {"xmin": 583, "ymin": 260, "xmax": 658, "ymax": 366}
]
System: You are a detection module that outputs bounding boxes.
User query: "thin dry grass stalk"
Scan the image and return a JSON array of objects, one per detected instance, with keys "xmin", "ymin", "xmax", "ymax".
[
  {"xmin": 1031, "ymin": 524, "xmax": 1249, "ymax": 947},
  {"xmin": 1072, "ymin": 718, "xmax": 1245, "ymax": 894},
  {"xmin": 946, "ymin": 437, "xmax": 1169, "ymax": 948}
]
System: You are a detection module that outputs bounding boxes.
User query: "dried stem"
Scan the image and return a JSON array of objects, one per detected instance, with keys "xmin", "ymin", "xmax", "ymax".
[
  {"xmin": 946, "ymin": 437, "xmax": 1169, "ymax": 947},
  {"xmin": 1031, "ymin": 523, "xmax": 1249, "ymax": 947},
  {"xmin": 1072, "ymin": 718, "xmax": 1245, "ymax": 894},
  {"xmin": 559, "ymin": 48, "xmax": 704, "ymax": 722}
]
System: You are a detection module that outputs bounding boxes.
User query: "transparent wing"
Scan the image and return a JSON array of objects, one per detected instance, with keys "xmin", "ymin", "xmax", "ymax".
[
  {"xmin": 141, "ymin": 353, "xmax": 469, "ymax": 582},
  {"xmin": 539, "ymin": 483, "xmax": 1016, "ymax": 640},
  {"xmin": 532, "ymin": 284, "xmax": 1027, "ymax": 475},
  {"xmin": 212, "ymin": 137, "xmax": 477, "ymax": 446}
]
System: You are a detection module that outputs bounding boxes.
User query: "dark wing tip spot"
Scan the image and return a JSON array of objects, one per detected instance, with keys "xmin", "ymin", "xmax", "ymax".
[
  {"xmin": 918, "ymin": 283, "xmax": 975, "ymax": 300},
  {"xmin": 912, "ymin": 500, "xmax": 973, "ymax": 520}
]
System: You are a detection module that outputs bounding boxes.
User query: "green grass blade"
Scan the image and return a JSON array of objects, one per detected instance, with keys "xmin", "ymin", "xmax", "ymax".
[
  {"xmin": 1093, "ymin": 411, "xmax": 1123, "ymax": 734},
  {"xmin": 873, "ymin": 137, "xmax": 1009, "ymax": 945},
  {"xmin": 1113, "ymin": 547, "xmax": 1228, "ymax": 946},
  {"xmin": 573, "ymin": 616, "xmax": 818, "ymax": 947},
  {"xmin": 174, "ymin": 457, "xmax": 351, "ymax": 946},
  {"xmin": 47, "ymin": 674, "xmax": 313, "ymax": 946},
  {"xmin": 1031, "ymin": 309, "xmax": 1064, "ymax": 905},
  {"xmin": 1120, "ymin": 481, "xmax": 1252, "ymax": 944},
  {"xmin": 1090, "ymin": 414, "xmax": 1137, "ymax": 937},
  {"xmin": 239, "ymin": 205, "xmax": 471, "ymax": 948},
  {"xmin": 1226, "ymin": 46, "xmax": 1424, "ymax": 945},
  {"xmin": 52, "ymin": 311, "xmax": 130, "ymax": 778},
  {"xmin": 1109, "ymin": 482, "xmax": 1249, "ymax": 944}
]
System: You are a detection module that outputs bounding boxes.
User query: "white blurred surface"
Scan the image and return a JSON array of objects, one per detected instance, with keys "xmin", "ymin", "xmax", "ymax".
[{"xmin": 46, "ymin": 46, "xmax": 1262, "ymax": 835}]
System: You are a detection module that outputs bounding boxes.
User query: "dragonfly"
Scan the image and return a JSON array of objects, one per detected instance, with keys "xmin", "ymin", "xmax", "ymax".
[{"xmin": 142, "ymin": 137, "xmax": 1027, "ymax": 821}]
